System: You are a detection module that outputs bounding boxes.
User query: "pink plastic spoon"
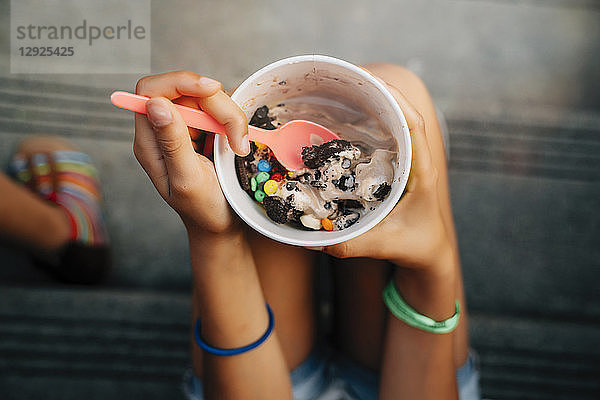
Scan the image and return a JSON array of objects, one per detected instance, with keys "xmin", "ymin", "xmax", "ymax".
[{"xmin": 110, "ymin": 91, "xmax": 341, "ymax": 170}]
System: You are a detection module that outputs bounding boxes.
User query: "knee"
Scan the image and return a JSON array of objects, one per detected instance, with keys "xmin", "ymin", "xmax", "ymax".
[
  {"xmin": 363, "ymin": 63, "xmax": 428, "ymax": 93},
  {"xmin": 363, "ymin": 63, "xmax": 435, "ymax": 117},
  {"xmin": 362, "ymin": 62, "xmax": 407, "ymax": 76}
]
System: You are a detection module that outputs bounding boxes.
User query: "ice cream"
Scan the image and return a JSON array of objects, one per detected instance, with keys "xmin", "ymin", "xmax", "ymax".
[{"xmin": 235, "ymin": 101, "xmax": 396, "ymax": 231}]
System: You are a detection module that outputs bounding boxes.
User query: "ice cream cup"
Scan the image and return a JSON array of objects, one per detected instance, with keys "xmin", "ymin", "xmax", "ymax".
[{"xmin": 214, "ymin": 54, "xmax": 412, "ymax": 247}]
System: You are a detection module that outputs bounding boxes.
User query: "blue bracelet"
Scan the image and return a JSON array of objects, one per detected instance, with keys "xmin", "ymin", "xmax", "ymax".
[{"xmin": 194, "ymin": 304, "xmax": 274, "ymax": 356}]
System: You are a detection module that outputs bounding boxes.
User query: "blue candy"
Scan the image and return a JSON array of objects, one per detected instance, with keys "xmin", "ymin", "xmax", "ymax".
[{"xmin": 257, "ymin": 159, "xmax": 272, "ymax": 172}]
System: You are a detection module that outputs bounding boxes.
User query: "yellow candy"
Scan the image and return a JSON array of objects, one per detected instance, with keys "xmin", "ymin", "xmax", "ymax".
[
  {"xmin": 263, "ymin": 179, "xmax": 279, "ymax": 195},
  {"xmin": 255, "ymin": 142, "xmax": 267, "ymax": 150}
]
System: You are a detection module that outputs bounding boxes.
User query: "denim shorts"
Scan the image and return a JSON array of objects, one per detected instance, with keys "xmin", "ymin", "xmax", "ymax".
[{"xmin": 183, "ymin": 349, "xmax": 481, "ymax": 400}]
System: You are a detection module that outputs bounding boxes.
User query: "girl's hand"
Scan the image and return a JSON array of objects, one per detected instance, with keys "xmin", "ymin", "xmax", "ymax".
[
  {"xmin": 133, "ymin": 71, "xmax": 250, "ymax": 235},
  {"xmin": 321, "ymin": 83, "xmax": 454, "ymax": 271}
]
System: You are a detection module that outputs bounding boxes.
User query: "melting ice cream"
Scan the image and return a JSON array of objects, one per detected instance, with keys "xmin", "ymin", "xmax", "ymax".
[{"xmin": 235, "ymin": 100, "xmax": 396, "ymax": 231}]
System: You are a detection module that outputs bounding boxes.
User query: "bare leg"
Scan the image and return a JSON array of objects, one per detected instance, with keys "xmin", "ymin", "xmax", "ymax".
[
  {"xmin": 0, "ymin": 137, "xmax": 73, "ymax": 251},
  {"xmin": 192, "ymin": 231, "xmax": 316, "ymax": 376},
  {"xmin": 334, "ymin": 64, "xmax": 469, "ymax": 369},
  {"xmin": 333, "ymin": 258, "xmax": 390, "ymax": 370}
]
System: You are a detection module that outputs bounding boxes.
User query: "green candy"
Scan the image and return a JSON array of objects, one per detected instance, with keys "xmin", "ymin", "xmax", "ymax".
[
  {"xmin": 256, "ymin": 171, "xmax": 270, "ymax": 184},
  {"xmin": 254, "ymin": 190, "xmax": 266, "ymax": 203},
  {"xmin": 250, "ymin": 176, "xmax": 258, "ymax": 192}
]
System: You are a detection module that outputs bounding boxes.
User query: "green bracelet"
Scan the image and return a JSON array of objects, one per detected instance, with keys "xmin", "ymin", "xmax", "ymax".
[{"xmin": 382, "ymin": 280, "xmax": 460, "ymax": 334}]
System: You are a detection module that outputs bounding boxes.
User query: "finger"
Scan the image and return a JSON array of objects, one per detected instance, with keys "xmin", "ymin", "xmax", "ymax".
[
  {"xmin": 136, "ymin": 70, "xmax": 222, "ymax": 100},
  {"xmin": 322, "ymin": 233, "xmax": 378, "ymax": 259},
  {"xmin": 134, "ymin": 113, "xmax": 169, "ymax": 195},
  {"xmin": 140, "ymin": 74, "xmax": 249, "ymax": 157},
  {"xmin": 173, "ymin": 97, "xmax": 213, "ymax": 157},
  {"xmin": 196, "ymin": 90, "xmax": 249, "ymax": 156},
  {"xmin": 173, "ymin": 95, "xmax": 200, "ymax": 109},
  {"xmin": 145, "ymin": 97, "xmax": 203, "ymax": 191},
  {"xmin": 31, "ymin": 153, "xmax": 53, "ymax": 197},
  {"xmin": 9, "ymin": 153, "xmax": 33, "ymax": 188},
  {"xmin": 382, "ymin": 82, "xmax": 435, "ymax": 187}
]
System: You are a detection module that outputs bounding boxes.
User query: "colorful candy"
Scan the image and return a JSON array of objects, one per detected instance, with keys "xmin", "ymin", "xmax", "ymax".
[
  {"xmin": 256, "ymin": 172, "xmax": 270, "ymax": 184},
  {"xmin": 255, "ymin": 142, "xmax": 267, "ymax": 150},
  {"xmin": 270, "ymin": 172, "xmax": 283, "ymax": 182},
  {"xmin": 263, "ymin": 180, "xmax": 279, "ymax": 195},
  {"xmin": 321, "ymin": 217, "xmax": 333, "ymax": 231},
  {"xmin": 254, "ymin": 190, "xmax": 266, "ymax": 202},
  {"xmin": 257, "ymin": 159, "xmax": 272, "ymax": 172},
  {"xmin": 250, "ymin": 176, "xmax": 258, "ymax": 192}
]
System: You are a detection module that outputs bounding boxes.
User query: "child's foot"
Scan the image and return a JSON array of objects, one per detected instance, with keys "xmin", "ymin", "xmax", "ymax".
[{"xmin": 9, "ymin": 136, "xmax": 110, "ymax": 284}]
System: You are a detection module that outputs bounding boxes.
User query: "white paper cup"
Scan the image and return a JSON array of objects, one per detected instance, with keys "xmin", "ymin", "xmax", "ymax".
[{"xmin": 214, "ymin": 55, "xmax": 411, "ymax": 247}]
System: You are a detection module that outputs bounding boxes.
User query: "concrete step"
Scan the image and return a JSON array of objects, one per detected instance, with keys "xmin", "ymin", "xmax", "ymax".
[
  {"xmin": 471, "ymin": 312, "xmax": 600, "ymax": 399},
  {"xmin": 0, "ymin": 286, "xmax": 190, "ymax": 400},
  {"xmin": 1, "ymin": 286, "xmax": 599, "ymax": 399},
  {"xmin": 451, "ymin": 169, "xmax": 600, "ymax": 320},
  {"xmin": 447, "ymin": 117, "xmax": 600, "ymax": 182}
]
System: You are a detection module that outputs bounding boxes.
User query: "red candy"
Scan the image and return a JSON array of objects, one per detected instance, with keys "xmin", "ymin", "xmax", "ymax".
[{"xmin": 271, "ymin": 173, "xmax": 283, "ymax": 182}]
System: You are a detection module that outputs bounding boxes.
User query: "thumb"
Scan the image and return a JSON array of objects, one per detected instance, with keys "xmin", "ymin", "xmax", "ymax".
[
  {"xmin": 146, "ymin": 97, "xmax": 200, "ymax": 184},
  {"xmin": 320, "ymin": 234, "xmax": 378, "ymax": 259},
  {"xmin": 196, "ymin": 91, "xmax": 250, "ymax": 157}
]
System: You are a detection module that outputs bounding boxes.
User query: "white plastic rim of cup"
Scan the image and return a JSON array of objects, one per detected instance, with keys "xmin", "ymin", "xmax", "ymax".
[{"xmin": 214, "ymin": 54, "xmax": 412, "ymax": 247}]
